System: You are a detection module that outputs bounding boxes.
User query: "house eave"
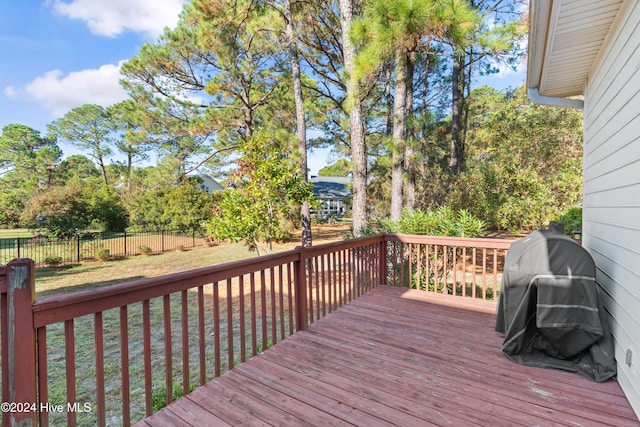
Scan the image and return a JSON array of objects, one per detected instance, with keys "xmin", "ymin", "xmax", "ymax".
[{"xmin": 526, "ymin": 0, "xmax": 625, "ymax": 107}]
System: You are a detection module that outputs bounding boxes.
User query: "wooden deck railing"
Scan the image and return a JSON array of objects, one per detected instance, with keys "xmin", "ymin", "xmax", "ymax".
[
  {"xmin": 0, "ymin": 234, "xmax": 511, "ymax": 426},
  {"xmin": 385, "ymin": 234, "xmax": 513, "ymax": 300}
]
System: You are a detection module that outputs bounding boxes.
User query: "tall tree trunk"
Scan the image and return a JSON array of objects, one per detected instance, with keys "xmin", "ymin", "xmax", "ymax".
[
  {"xmin": 339, "ymin": 0, "xmax": 367, "ymax": 237},
  {"xmin": 449, "ymin": 52, "xmax": 464, "ymax": 175},
  {"xmin": 390, "ymin": 50, "xmax": 407, "ymax": 221},
  {"xmin": 284, "ymin": 0, "xmax": 312, "ymax": 247},
  {"xmin": 404, "ymin": 51, "xmax": 416, "ymax": 211},
  {"xmin": 385, "ymin": 67, "xmax": 393, "ymax": 136},
  {"xmin": 98, "ymin": 156, "xmax": 108, "ymax": 185}
]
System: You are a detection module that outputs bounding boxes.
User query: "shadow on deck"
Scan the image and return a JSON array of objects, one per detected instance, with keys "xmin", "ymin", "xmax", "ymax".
[{"xmin": 138, "ymin": 286, "xmax": 639, "ymax": 426}]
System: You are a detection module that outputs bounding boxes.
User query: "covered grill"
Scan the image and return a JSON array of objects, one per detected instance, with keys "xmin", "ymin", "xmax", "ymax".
[{"xmin": 495, "ymin": 224, "xmax": 616, "ymax": 382}]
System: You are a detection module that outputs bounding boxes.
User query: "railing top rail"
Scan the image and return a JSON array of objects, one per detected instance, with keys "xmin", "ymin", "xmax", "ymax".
[
  {"xmin": 383, "ymin": 233, "xmax": 515, "ymax": 250},
  {"xmin": 297, "ymin": 234, "xmax": 384, "ymax": 258}
]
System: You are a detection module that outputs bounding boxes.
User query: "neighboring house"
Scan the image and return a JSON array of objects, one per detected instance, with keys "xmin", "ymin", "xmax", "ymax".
[
  {"xmin": 528, "ymin": 0, "xmax": 639, "ymax": 417},
  {"xmin": 193, "ymin": 174, "xmax": 225, "ymax": 193},
  {"xmin": 310, "ymin": 176, "xmax": 351, "ymax": 219}
]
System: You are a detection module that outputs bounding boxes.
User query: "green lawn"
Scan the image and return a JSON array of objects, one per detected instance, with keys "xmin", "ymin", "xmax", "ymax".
[
  {"xmin": 34, "ymin": 223, "xmax": 350, "ymax": 296},
  {"xmin": 35, "ymin": 241, "xmax": 259, "ymax": 296},
  {"xmin": 0, "ymin": 228, "xmax": 33, "ymax": 238}
]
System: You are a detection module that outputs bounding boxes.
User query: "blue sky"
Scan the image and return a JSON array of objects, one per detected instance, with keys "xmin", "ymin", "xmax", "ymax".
[{"xmin": 0, "ymin": 0, "xmax": 526, "ymax": 175}]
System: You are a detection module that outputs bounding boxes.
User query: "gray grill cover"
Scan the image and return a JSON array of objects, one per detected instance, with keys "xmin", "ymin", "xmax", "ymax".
[{"xmin": 495, "ymin": 229, "xmax": 616, "ymax": 382}]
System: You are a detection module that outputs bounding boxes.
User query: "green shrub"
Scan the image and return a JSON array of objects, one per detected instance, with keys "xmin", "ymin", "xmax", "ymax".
[
  {"xmin": 95, "ymin": 248, "xmax": 110, "ymax": 261},
  {"xmin": 377, "ymin": 207, "xmax": 486, "ymax": 238},
  {"xmin": 44, "ymin": 255, "xmax": 63, "ymax": 267},
  {"xmin": 152, "ymin": 385, "xmax": 195, "ymax": 411},
  {"xmin": 556, "ymin": 207, "xmax": 582, "ymax": 236},
  {"xmin": 139, "ymin": 245, "xmax": 152, "ymax": 255}
]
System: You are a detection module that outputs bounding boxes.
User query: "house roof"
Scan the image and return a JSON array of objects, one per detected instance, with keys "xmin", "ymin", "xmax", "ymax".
[
  {"xmin": 310, "ymin": 176, "xmax": 351, "ymax": 199},
  {"xmin": 527, "ymin": 0, "xmax": 625, "ymax": 99}
]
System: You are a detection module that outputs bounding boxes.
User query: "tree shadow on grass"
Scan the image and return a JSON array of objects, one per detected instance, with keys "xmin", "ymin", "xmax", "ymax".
[{"xmin": 36, "ymin": 275, "xmax": 147, "ymax": 298}]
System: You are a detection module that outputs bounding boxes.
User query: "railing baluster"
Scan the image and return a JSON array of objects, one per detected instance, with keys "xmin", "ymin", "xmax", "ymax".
[
  {"xmin": 452, "ymin": 246, "xmax": 458, "ymax": 296},
  {"xmin": 260, "ymin": 271, "xmax": 267, "ymax": 350},
  {"xmin": 311, "ymin": 256, "xmax": 318, "ymax": 323},
  {"xmin": 65, "ymin": 319, "xmax": 77, "ymax": 427},
  {"xmin": 494, "ymin": 249, "xmax": 499, "ymax": 298},
  {"xmin": 287, "ymin": 262, "xmax": 294, "ymax": 336},
  {"xmin": 120, "ymin": 306, "xmax": 130, "ymax": 426},
  {"xmin": 250, "ymin": 273, "xmax": 257, "ymax": 356},
  {"xmin": 472, "ymin": 248, "xmax": 478, "ymax": 298},
  {"xmin": 181, "ymin": 290, "xmax": 189, "ymax": 395},
  {"xmin": 197, "ymin": 286, "xmax": 206, "ymax": 385},
  {"xmin": 163, "ymin": 294, "xmax": 172, "ymax": 406},
  {"xmin": 37, "ymin": 327, "xmax": 49, "ymax": 427},
  {"xmin": 462, "ymin": 247, "xmax": 467, "ymax": 297},
  {"xmin": 349, "ymin": 247, "xmax": 354, "ymax": 297},
  {"xmin": 270, "ymin": 267, "xmax": 276, "ymax": 346},
  {"xmin": 95, "ymin": 312, "xmax": 106, "ymax": 426},
  {"xmin": 328, "ymin": 253, "xmax": 333, "ymax": 312},
  {"xmin": 226, "ymin": 278, "xmax": 234, "ymax": 369},
  {"xmin": 213, "ymin": 282, "xmax": 221, "ymax": 377},
  {"xmin": 443, "ymin": 245, "xmax": 448, "ymax": 294},
  {"xmin": 278, "ymin": 264, "xmax": 285, "ymax": 341},
  {"xmin": 239, "ymin": 275, "xmax": 245, "ymax": 362},
  {"xmin": 433, "ymin": 245, "xmax": 438, "ymax": 291},
  {"xmin": 482, "ymin": 249, "xmax": 488, "ymax": 300},
  {"xmin": 142, "ymin": 300, "xmax": 152, "ymax": 416},
  {"xmin": 320, "ymin": 255, "xmax": 326, "ymax": 316}
]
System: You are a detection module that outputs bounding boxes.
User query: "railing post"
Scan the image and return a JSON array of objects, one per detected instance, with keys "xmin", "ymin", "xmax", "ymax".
[
  {"xmin": 294, "ymin": 247, "xmax": 308, "ymax": 332},
  {"xmin": 77, "ymin": 234, "xmax": 81, "ymax": 263},
  {"xmin": 124, "ymin": 231, "xmax": 127, "ymax": 256},
  {"xmin": 7, "ymin": 258, "xmax": 37, "ymax": 426},
  {"xmin": 379, "ymin": 236, "xmax": 387, "ymax": 286}
]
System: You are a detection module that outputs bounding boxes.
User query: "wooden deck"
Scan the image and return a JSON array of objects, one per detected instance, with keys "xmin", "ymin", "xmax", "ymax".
[{"xmin": 138, "ymin": 286, "xmax": 639, "ymax": 427}]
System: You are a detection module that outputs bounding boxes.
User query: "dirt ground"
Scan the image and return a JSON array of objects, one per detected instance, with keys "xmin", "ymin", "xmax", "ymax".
[{"xmin": 275, "ymin": 222, "xmax": 352, "ymax": 250}]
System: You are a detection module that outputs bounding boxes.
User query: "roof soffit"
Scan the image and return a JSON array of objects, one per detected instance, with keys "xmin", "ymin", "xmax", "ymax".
[{"xmin": 528, "ymin": 0, "xmax": 625, "ymax": 98}]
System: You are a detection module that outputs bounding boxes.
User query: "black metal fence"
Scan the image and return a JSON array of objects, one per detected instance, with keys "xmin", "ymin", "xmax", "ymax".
[{"xmin": 0, "ymin": 230, "xmax": 209, "ymax": 267}]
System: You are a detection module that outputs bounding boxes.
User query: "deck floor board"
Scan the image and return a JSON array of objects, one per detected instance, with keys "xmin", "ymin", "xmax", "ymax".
[{"xmin": 138, "ymin": 286, "xmax": 639, "ymax": 427}]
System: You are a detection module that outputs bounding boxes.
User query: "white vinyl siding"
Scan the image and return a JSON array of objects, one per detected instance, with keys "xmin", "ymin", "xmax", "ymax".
[{"xmin": 583, "ymin": 0, "xmax": 640, "ymax": 416}]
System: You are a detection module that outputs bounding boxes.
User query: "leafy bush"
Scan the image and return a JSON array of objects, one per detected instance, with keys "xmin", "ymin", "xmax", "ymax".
[
  {"xmin": 377, "ymin": 207, "xmax": 486, "ymax": 238},
  {"xmin": 556, "ymin": 207, "xmax": 582, "ymax": 236},
  {"xmin": 449, "ymin": 87, "xmax": 583, "ymax": 233},
  {"xmin": 139, "ymin": 245, "xmax": 152, "ymax": 255},
  {"xmin": 95, "ymin": 248, "xmax": 110, "ymax": 261},
  {"xmin": 44, "ymin": 255, "xmax": 63, "ymax": 267},
  {"xmin": 20, "ymin": 184, "xmax": 91, "ymax": 237},
  {"xmin": 152, "ymin": 385, "xmax": 195, "ymax": 411}
]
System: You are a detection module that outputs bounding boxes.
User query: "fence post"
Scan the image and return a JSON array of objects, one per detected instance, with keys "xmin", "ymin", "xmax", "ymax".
[
  {"xmin": 17, "ymin": 238, "xmax": 21, "ymax": 259},
  {"xmin": 7, "ymin": 258, "xmax": 37, "ymax": 426},
  {"xmin": 76, "ymin": 234, "xmax": 81, "ymax": 263},
  {"xmin": 123, "ymin": 231, "xmax": 127, "ymax": 256},
  {"xmin": 294, "ymin": 247, "xmax": 308, "ymax": 332}
]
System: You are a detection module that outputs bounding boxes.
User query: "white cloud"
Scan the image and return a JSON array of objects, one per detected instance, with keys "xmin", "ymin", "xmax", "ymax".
[
  {"xmin": 3, "ymin": 86, "xmax": 18, "ymax": 99},
  {"xmin": 24, "ymin": 63, "xmax": 128, "ymax": 117},
  {"xmin": 50, "ymin": 0, "xmax": 186, "ymax": 38}
]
